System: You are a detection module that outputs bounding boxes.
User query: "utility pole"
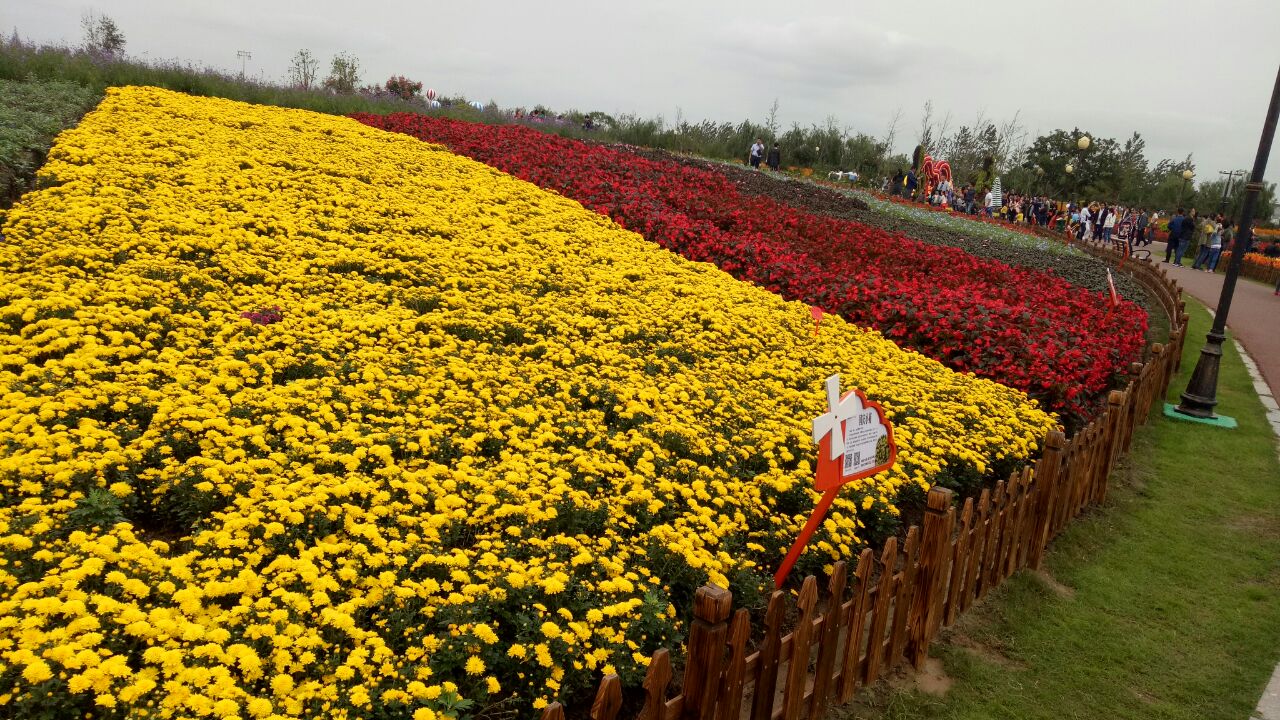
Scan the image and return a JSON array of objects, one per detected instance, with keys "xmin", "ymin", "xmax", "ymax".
[
  {"xmin": 237, "ymin": 50, "xmax": 252, "ymax": 78},
  {"xmin": 1217, "ymin": 169, "xmax": 1244, "ymax": 215}
]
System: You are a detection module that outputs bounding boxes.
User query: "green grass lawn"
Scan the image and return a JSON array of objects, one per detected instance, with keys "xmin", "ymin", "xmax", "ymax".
[{"xmin": 843, "ymin": 300, "xmax": 1280, "ymax": 720}]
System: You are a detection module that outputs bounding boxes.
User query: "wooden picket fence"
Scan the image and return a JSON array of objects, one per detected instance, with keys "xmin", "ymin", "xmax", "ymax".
[{"xmin": 539, "ymin": 252, "xmax": 1188, "ymax": 720}]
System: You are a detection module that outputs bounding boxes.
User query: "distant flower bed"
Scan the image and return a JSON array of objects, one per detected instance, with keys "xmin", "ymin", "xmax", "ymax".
[
  {"xmin": 850, "ymin": 187, "xmax": 1079, "ymax": 253},
  {"xmin": 353, "ymin": 113, "xmax": 1148, "ymax": 423},
  {"xmin": 1218, "ymin": 250, "xmax": 1280, "ymax": 283}
]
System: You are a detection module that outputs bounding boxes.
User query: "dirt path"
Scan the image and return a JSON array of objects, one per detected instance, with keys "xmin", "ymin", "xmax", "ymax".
[{"xmin": 1150, "ymin": 240, "xmax": 1280, "ymax": 394}]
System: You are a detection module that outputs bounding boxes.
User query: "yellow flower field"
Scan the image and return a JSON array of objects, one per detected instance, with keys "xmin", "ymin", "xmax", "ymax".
[{"xmin": 0, "ymin": 87, "xmax": 1056, "ymax": 717}]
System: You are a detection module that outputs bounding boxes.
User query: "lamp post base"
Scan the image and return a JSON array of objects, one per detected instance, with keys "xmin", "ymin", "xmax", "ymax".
[
  {"xmin": 1163, "ymin": 404, "xmax": 1238, "ymax": 428},
  {"xmin": 1174, "ymin": 331, "xmax": 1226, "ymax": 418}
]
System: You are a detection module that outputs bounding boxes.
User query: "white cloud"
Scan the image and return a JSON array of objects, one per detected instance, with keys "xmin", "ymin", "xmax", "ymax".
[{"xmin": 714, "ymin": 16, "xmax": 933, "ymax": 89}]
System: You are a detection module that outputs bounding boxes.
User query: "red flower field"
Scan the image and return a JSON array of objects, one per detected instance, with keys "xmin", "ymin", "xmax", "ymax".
[{"xmin": 353, "ymin": 113, "xmax": 1147, "ymax": 423}]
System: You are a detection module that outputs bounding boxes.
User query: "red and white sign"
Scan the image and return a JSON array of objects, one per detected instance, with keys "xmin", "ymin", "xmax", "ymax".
[
  {"xmin": 775, "ymin": 374, "xmax": 897, "ymax": 588},
  {"xmin": 1106, "ymin": 269, "xmax": 1120, "ymax": 307},
  {"xmin": 810, "ymin": 305, "xmax": 824, "ymax": 336}
]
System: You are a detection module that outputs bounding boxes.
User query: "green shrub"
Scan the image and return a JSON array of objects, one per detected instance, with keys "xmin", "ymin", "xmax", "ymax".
[{"xmin": 0, "ymin": 76, "xmax": 99, "ymax": 205}]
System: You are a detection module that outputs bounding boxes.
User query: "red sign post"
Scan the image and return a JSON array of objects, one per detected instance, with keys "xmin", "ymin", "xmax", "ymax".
[{"xmin": 774, "ymin": 374, "xmax": 898, "ymax": 588}]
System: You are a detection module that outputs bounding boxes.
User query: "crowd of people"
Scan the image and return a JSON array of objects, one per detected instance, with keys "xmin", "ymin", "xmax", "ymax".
[
  {"xmin": 883, "ymin": 167, "xmax": 1073, "ymax": 228},
  {"xmin": 878, "ymin": 167, "xmax": 1254, "ymax": 274}
]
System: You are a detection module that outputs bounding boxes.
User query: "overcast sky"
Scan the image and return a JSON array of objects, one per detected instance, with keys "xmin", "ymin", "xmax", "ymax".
[{"xmin": 7, "ymin": 1, "xmax": 1280, "ymax": 186}]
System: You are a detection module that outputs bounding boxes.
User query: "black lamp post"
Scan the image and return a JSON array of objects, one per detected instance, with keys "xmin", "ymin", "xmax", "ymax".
[{"xmin": 1175, "ymin": 63, "xmax": 1280, "ymax": 420}]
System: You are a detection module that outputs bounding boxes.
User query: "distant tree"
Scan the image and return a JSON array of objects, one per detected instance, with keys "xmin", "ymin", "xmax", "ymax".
[
  {"xmin": 1191, "ymin": 172, "xmax": 1275, "ymax": 221},
  {"xmin": 764, "ymin": 98, "xmax": 780, "ymax": 138},
  {"xmin": 384, "ymin": 75, "xmax": 423, "ymax": 101},
  {"xmin": 323, "ymin": 52, "xmax": 361, "ymax": 95},
  {"xmin": 916, "ymin": 99, "xmax": 935, "ymax": 157},
  {"xmin": 842, "ymin": 132, "xmax": 887, "ymax": 175},
  {"xmin": 287, "ymin": 49, "xmax": 319, "ymax": 90},
  {"xmin": 585, "ymin": 111, "xmax": 617, "ymax": 130},
  {"xmin": 876, "ymin": 106, "xmax": 903, "ymax": 178},
  {"xmin": 81, "ymin": 10, "xmax": 125, "ymax": 57},
  {"xmin": 1115, "ymin": 132, "xmax": 1150, "ymax": 205}
]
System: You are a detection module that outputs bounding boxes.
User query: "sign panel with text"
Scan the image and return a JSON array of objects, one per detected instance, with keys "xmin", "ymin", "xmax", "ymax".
[{"xmin": 775, "ymin": 374, "xmax": 897, "ymax": 588}]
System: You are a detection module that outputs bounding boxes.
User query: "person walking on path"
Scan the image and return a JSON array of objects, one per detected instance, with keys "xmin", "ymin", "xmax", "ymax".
[
  {"xmin": 964, "ymin": 185, "xmax": 976, "ymax": 214},
  {"xmin": 1178, "ymin": 208, "xmax": 1201, "ymax": 266},
  {"xmin": 1208, "ymin": 220, "xmax": 1227, "ymax": 272},
  {"xmin": 1102, "ymin": 205, "xmax": 1117, "ymax": 245},
  {"xmin": 1137, "ymin": 209, "xmax": 1151, "ymax": 246},
  {"xmin": 1116, "ymin": 209, "xmax": 1136, "ymax": 255},
  {"xmin": 905, "ymin": 168, "xmax": 919, "ymax": 201},
  {"xmin": 766, "ymin": 142, "xmax": 781, "ymax": 171},
  {"xmin": 1164, "ymin": 208, "xmax": 1186, "ymax": 264},
  {"xmin": 749, "ymin": 138, "xmax": 765, "ymax": 168},
  {"xmin": 890, "ymin": 168, "xmax": 904, "ymax": 197},
  {"xmin": 983, "ymin": 187, "xmax": 995, "ymax": 217},
  {"xmin": 1193, "ymin": 216, "xmax": 1224, "ymax": 271}
]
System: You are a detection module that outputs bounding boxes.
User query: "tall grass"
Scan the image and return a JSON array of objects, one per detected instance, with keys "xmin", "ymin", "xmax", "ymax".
[{"xmin": 0, "ymin": 35, "xmax": 430, "ymax": 116}]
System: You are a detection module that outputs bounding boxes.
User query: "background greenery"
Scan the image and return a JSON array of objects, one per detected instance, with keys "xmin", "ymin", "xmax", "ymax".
[{"xmin": 2, "ymin": 28, "xmax": 1275, "ymax": 224}]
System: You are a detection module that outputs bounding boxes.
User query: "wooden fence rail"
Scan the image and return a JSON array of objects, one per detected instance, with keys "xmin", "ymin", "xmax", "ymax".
[{"xmin": 539, "ymin": 252, "xmax": 1187, "ymax": 720}]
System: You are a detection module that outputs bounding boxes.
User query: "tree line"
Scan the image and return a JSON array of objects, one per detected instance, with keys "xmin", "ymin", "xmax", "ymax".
[{"xmin": 38, "ymin": 12, "xmax": 1280, "ymax": 223}]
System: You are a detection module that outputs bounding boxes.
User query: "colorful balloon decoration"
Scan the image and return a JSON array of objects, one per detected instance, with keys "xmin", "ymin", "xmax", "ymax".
[
  {"xmin": 429, "ymin": 100, "xmax": 441, "ymax": 109},
  {"xmin": 425, "ymin": 88, "xmax": 437, "ymax": 101},
  {"xmin": 470, "ymin": 100, "xmax": 484, "ymax": 111}
]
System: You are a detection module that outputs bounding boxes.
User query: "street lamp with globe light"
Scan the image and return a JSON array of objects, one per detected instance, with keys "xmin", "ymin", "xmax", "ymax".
[
  {"xmin": 1180, "ymin": 168, "xmax": 1195, "ymax": 207},
  {"xmin": 1066, "ymin": 135, "xmax": 1090, "ymax": 198}
]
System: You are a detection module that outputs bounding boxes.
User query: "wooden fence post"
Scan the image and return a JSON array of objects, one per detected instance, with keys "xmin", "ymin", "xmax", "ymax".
[
  {"xmin": 888, "ymin": 528, "xmax": 920, "ymax": 668},
  {"xmin": 640, "ymin": 649, "xmax": 672, "ymax": 720},
  {"xmin": 716, "ymin": 611, "xmax": 750, "ymax": 720},
  {"xmin": 808, "ymin": 562, "xmax": 847, "ymax": 720},
  {"xmin": 1146, "ymin": 344, "xmax": 1165, "ymax": 417},
  {"xmin": 680, "ymin": 585, "xmax": 732, "ymax": 720},
  {"xmin": 1126, "ymin": 363, "xmax": 1144, "ymax": 445},
  {"xmin": 909, "ymin": 487, "xmax": 954, "ymax": 669},
  {"xmin": 749, "ymin": 591, "xmax": 785, "ymax": 720},
  {"xmin": 836, "ymin": 550, "xmax": 874, "ymax": 702},
  {"xmin": 1174, "ymin": 302, "xmax": 1187, "ymax": 371},
  {"xmin": 862, "ymin": 537, "xmax": 897, "ymax": 686},
  {"xmin": 944, "ymin": 498, "xmax": 973, "ymax": 627},
  {"xmin": 591, "ymin": 675, "xmax": 623, "ymax": 720},
  {"xmin": 960, "ymin": 489, "xmax": 991, "ymax": 615},
  {"xmin": 1099, "ymin": 390, "xmax": 1127, "ymax": 505},
  {"xmin": 1029, "ymin": 430, "xmax": 1066, "ymax": 570},
  {"xmin": 978, "ymin": 479, "xmax": 1008, "ymax": 599},
  {"xmin": 782, "ymin": 577, "xmax": 818, "ymax": 720}
]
